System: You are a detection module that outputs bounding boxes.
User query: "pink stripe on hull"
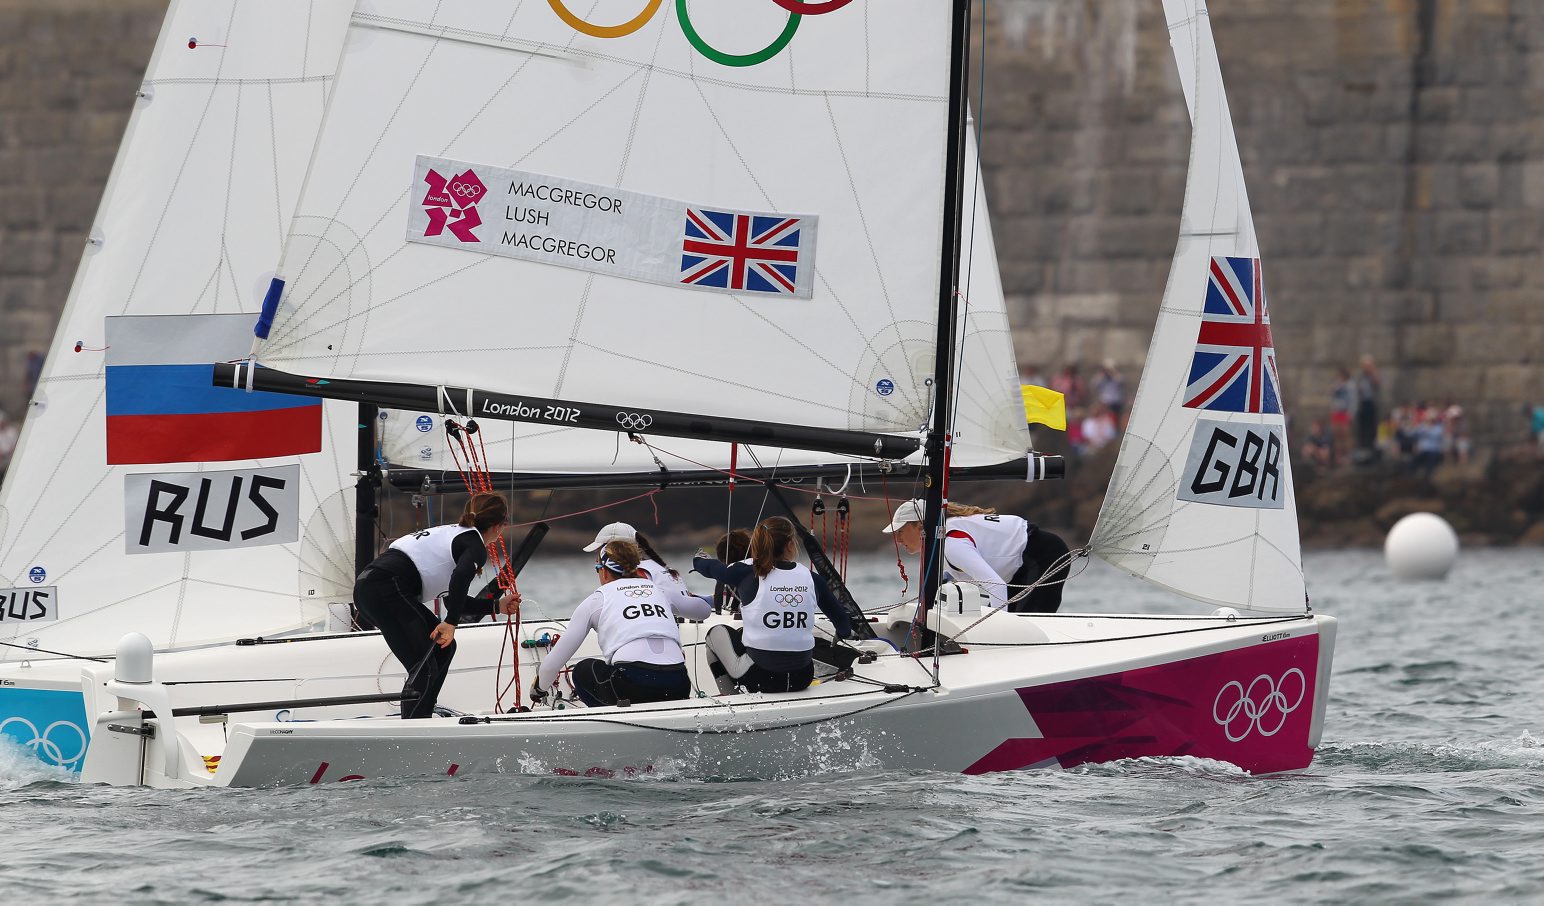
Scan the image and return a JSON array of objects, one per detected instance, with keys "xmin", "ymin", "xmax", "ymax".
[{"xmin": 965, "ymin": 633, "xmax": 1320, "ymax": 775}]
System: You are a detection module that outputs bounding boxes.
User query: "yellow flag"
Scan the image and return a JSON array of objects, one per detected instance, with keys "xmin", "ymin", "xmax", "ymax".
[{"xmin": 1021, "ymin": 384, "xmax": 1066, "ymax": 431}]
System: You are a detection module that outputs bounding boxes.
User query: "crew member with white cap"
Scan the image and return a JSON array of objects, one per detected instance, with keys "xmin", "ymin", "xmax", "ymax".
[
  {"xmin": 882, "ymin": 499, "xmax": 1070, "ymax": 613},
  {"xmin": 582, "ymin": 521, "xmax": 711, "ymax": 616}
]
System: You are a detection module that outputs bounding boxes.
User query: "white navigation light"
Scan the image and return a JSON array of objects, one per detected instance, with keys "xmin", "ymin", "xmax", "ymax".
[
  {"xmin": 115, "ymin": 632, "xmax": 154, "ymax": 684},
  {"xmin": 1384, "ymin": 512, "xmax": 1459, "ymax": 581}
]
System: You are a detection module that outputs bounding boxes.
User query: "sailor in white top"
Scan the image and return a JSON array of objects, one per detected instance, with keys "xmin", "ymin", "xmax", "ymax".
[
  {"xmin": 533, "ymin": 539, "xmax": 713, "ymax": 708},
  {"xmin": 583, "ymin": 521, "xmax": 712, "ymax": 615},
  {"xmin": 883, "ymin": 498, "xmax": 1071, "ymax": 613}
]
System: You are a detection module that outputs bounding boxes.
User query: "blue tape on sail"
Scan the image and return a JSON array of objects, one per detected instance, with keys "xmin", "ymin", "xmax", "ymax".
[{"xmin": 253, "ymin": 277, "xmax": 286, "ymax": 340}]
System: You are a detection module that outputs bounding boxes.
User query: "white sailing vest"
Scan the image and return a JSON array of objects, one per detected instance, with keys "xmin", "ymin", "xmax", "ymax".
[
  {"xmin": 594, "ymin": 577, "xmax": 681, "ymax": 662},
  {"xmin": 944, "ymin": 513, "xmax": 1030, "ymax": 579},
  {"xmin": 388, "ymin": 523, "xmax": 480, "ymax": 603},
  {"xmin": 741, "ymin": 563, "xmax": 818, "ymax": 652}
]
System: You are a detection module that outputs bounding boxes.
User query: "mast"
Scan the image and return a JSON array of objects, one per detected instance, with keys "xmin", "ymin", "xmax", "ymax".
[
  {"xmin": 355, "ymin": 403, "xmax": 379, "ymax": 576},
  {"xmin": 919, "ymin": 0, "xmax": 975, "ymax": 616}
]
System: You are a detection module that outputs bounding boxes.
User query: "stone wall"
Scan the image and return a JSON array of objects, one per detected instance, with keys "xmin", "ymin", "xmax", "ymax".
[
  {"xmin": 0, "ymin": 0, "xmax": 163, "ymax": 419},
  {"xmin": 979, "ymin": 0, "xmax": 1542, "ymax": 448},
  {"xmin": 1, "ymin": 0, "xmax": 1540, "ymax": 445}
]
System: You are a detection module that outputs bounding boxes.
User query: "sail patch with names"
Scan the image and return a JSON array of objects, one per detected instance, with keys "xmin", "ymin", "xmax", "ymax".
[{"xmin": 405, "ymin": 155, "xmax": 819, "ymax": 299}]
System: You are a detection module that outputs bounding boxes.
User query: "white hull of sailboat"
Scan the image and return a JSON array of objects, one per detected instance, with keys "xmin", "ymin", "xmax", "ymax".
[{"xmin": 25, "ymin": 610, "xmax": 1336, "ymax": 787}]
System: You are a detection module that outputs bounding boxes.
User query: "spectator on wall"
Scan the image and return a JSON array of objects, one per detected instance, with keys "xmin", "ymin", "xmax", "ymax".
[
  {"xmin": 1328, "ymin": 366, "xmax": 1353, "ymax": 466},
  {"xmin": 1302, "ymin": 419, "xmax": 1333, "ymax": 468},
  {"xmin": 1095, "ymin": 359, "xmax": 1126, "ymax": 429},
  {"xmin": 1051, "ymin": 363, "xmax": 1085, "ymax": 411},
  {"xmin": 1411, "ymin": 410, "xmax": 1444, "ymax": 479},
  {"xmin": 1353, "ymin": 354, "xmax": 1380, "ymax": 463},
  {"xmin": 1081, "ymin": 403, "xmax": 1118, "ymax": 453}
]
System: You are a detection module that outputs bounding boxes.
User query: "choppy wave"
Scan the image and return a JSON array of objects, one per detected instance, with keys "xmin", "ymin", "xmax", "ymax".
[{"xmin": 2, "ymin": 550, "xmax": 1543, "ymax": 902}]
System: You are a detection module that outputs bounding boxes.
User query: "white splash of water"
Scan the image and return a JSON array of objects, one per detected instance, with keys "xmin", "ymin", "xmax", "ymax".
[{"xmin": 0, "ymin": 734, "xmax": 74, "ymax": 787}]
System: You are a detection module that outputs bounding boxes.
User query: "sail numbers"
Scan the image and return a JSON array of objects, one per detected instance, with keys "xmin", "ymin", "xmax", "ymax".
[
  {"xmin": 124, "ymin": 466, "xmax": 301, "ymax": 554},
  {"xmin": 1177, "ymin": 419, "xmax": 1285, "ymax": 510},
  {"xmin": 0, "ymin": 587, "xmax": 56, "ymax": 623}
]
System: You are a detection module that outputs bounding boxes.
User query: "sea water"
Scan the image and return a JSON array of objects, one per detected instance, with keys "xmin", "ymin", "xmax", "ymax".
[{"xmin": 2, "ymin": 548, "xmax": 1541, "ymax": 903}]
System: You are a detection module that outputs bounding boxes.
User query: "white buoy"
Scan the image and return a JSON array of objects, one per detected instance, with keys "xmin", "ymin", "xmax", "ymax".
[{"xmin": 1384, "ymin": 512, "xmax": 1459, "ymax": 581}]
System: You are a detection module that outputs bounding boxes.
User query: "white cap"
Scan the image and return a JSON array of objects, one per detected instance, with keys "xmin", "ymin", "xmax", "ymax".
[
  {"xmin": 582, "ymin": 521, "xmax": 637, "ymax": 552},
  {"xmin": 881, "ymin": 499, "xmax": 926, "ymax": 534}
]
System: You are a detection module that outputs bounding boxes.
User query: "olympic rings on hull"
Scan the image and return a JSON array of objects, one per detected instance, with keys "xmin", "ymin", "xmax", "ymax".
[
  {"xmin": 1211, "ymin": 668, "xmax": 1306, "ymax": 742},
  {"xmin": 0, "ymin": 716, "xmax": 88, "ymax": 768},
  {"xmin": 546, "ymin": 0, "xmax": 855, "ymax": 67}
]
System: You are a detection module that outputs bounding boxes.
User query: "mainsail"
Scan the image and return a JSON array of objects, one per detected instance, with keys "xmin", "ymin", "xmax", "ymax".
[
  {"xmin": 1090, "ymin": 0, "xmax": 1306, "ymax": 612},
  {"xmin": 0, "ymin": 1, "xmax": 357, "ymax": 657},
  {"xmin": 251, "ymin": 0, "xmax": 1029, "ymax": 472}
]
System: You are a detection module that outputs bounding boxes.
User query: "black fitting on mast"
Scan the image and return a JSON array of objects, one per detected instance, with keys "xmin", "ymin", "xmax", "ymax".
[{"xmin": 920, "ymin": 0, "xmax": 975, "ymax": 618}]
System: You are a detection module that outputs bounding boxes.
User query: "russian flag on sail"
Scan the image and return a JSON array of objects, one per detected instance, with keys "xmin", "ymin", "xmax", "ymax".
[
  {"xmin": 104, "ymin": 314, "xmax": 321, "ymax": 465},
  {"xmin": 1181, "ymin": 256, "xmax": 1282, "ymax": 415}
]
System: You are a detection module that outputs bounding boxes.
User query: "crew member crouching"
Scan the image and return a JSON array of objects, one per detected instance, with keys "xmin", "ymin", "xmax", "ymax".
[
  {"xmin": 532, "ymin": 539, "xmax": 712, "ymax": 707},
  {"xmin": 693, "ymin": 516, "xmax": 853, "ymax": 695}
]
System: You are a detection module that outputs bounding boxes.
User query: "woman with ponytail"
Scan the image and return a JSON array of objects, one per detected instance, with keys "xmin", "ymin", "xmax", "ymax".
[
  {"xmin": 881, "ymin": 499, "xmax": 1071, "ymax": 613},
  {"xmin": 532, "ymin": 539, "xmax": 712, "ymax": 707},
  {"xmin": 693, "ymin": 516, "xmax": 854, "ymax": 695},
  {"xmin": 353, "ymin": 492, "xmax": 516, "ymax": 718}
]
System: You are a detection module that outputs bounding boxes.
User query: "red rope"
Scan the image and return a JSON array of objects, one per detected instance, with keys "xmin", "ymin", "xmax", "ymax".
[{"xmin": 444, "ymin": 418, "xmax": 522, "ymax": 712}]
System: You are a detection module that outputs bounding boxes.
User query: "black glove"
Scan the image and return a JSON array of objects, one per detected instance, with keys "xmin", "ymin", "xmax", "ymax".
[{"xmin": 529, "ymin": 682, "xmax": 549, "ymax": 704}]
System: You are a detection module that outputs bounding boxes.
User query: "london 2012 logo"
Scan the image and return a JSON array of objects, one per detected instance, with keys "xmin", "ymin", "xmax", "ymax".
[
  {"xmin": 1212, "ymin": 668, "xmax": 1306, "ymax": 742},
  {"xmin": 422, "ymin": 168, "xmax": 486, "ymax": 243}
]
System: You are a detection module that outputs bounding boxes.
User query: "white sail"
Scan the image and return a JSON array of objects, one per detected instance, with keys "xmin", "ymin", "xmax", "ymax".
[
  {"xmin": 1089, "ymin": 0, "xmax": 1306, "ymax": 613},
  {"xmin": 0, "ymin": 1, "xmax": 357, "ymax": 657},
  {"xmin": 374, "ymin": 131, "xmax": 1026, "ymax": 475},
  {"xmin": 257, "ymin": 0, "xmax": 1029, "ymax": 472}
]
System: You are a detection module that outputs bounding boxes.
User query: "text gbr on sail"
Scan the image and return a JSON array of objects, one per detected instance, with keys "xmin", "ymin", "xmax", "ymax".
[
  {"xmin": 1177, "ymin": 419, "xmax": 1285, "ymax": 510},
  {"xmin": 124, "ymin": 465, "xmax": 301, "ymax": 554}
]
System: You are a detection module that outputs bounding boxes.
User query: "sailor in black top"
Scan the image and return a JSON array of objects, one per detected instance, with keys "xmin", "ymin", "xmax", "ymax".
[
  {"xmin": 353, "ymin": 492, "xmax": 515, "ymax": 718},
  {"xmin": 693, "ymin": 516, "xmax": 853, "ymax": 694}
]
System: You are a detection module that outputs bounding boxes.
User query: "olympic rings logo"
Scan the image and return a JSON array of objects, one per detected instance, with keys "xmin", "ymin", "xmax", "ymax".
[
  {"xmin": 1211, "ymin": 668, "xmax": 1306, "ymax": 742},
  {"xmin": 616, "ymin": 412, "xmax": 654, "ymax": 431},
  {"xmin": 452, "ymin": 183, "xmax": 483, "ymax": 198},
  {"xmin": 622, "ymin": 587, "xmax": 654, "ymax": 598},
  {"xmin": 774, "ymin": 593, "xmax": 805, "ymax": 604},
  {"xmin": 547, "ymin": 0, "xmax": 855, "ymax": 68},
  {"xmin": 0, "ymin": 716, "xmax": 88, "ymax": 767}
]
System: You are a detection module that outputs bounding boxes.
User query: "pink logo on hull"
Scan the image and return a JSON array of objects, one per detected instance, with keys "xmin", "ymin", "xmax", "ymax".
[
  {"xmin": 965, "ymin": 633, "xmax": 1320, "ymax": 776},
  {"xmin": 422, "ymin": 168, "xmax": 485, "ymax": 242}
]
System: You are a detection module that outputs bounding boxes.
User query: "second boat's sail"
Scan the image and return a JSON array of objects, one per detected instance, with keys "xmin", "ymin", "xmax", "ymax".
[
  {"xmin": 0, "ymin": 1, "xmax": 358, "ymax": 657},
  {"xmin": 1089, "ymin": 0, "xmax": 1306, "ymax": 613}
]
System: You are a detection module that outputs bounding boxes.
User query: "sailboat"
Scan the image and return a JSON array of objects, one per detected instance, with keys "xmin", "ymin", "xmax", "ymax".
[{"xmin": 3, "ymin": 0, "xmax": 1335, "ymax": 788}]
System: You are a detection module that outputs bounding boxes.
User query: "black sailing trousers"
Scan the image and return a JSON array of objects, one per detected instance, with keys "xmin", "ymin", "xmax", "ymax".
[{"xmin": 353, "ymin": 568, "xmax": 455, "ymax": 719}]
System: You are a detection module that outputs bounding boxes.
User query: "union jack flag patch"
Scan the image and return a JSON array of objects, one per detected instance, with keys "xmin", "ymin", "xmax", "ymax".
[
  {"xmin": 680, "ymin": 209, "xmax": 803, "ymax": 295},
  {"xmin": 1182, "ymin": 256, "xmax": 1282, "ymax": 415}
]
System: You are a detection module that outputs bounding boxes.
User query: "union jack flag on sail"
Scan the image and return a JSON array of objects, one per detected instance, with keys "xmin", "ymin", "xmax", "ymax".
[
  {"xmin": 1182, "ymin": 256, "xmax": 1282, "ymax": 415},
  {"xmin": 680, "ymin": 208, "xmax": 803, "ymax": 295}
]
